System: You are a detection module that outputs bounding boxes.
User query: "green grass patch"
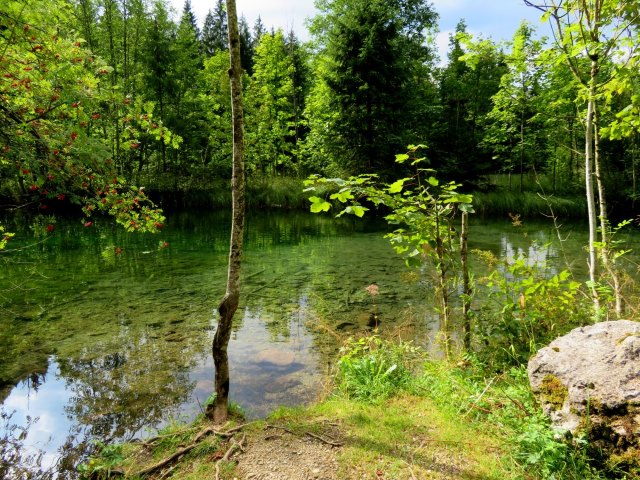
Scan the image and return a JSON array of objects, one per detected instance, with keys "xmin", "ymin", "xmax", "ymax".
[
  {"xmin": 269, "ymin": 394, "xmax": 504, "ymax": 479},
  {"xmin": 82, "ymin": 336, "xmax": 613, "ymax": 480}
]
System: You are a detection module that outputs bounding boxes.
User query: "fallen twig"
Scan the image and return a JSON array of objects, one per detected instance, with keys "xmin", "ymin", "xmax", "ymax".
[
  {"xmin": 403, "ymin": 460, "xmax": 418, "ymax": 480},
  {"xmin": 305, "ymin": 431, "xmax": 343, "ymax": 447},
  {"xmin": 463, "ymin": 376, "xmax": 498, "ymax": 418}
]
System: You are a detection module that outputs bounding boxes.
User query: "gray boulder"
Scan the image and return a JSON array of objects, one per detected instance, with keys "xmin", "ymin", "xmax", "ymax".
[{"xmin": 528, "ymin": 320, "xmax": 640, "ymax": 467}]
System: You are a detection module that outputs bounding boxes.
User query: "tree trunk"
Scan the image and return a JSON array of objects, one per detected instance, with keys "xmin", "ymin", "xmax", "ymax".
[
  {"xmin": 208, "ymin": 0, "xmax": 246, "ymax": 424},
  {"xmin": 434, "ymin": 212, "xmax": 450, "ymax": 357},
  {"xmin": 585, "ymin": 65, "xmax": 600, "ymax": 314},
  {"xmin": 460, "ymin": 211, "xmax": 471, "ymax": 350},
  {"xmin": 593, "ymin": 106, "xmax": 623, "ymax": 317},
  {"xmin": 633, "ymin": 136, "xmax": 638, "ymax": 208}
]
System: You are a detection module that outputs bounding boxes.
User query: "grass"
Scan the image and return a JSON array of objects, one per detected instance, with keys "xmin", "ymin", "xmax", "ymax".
[
  {"xmin": 473, "ymin": 190, "xmax": 587, "ymax": 219},
  {"xmin": 145, "ymin": 173, "xmax": 589, "ymax": 218},
  {"xmin": 1, "ymin": 170, "xmax": 591, "ymax": 217},
  {"xmin": 143, "ymin": 175, "xmax": 312, "ymax": 210},
  {"xmin": 266, "ymin": 394, "xmax": 504, "ymax": 480},
  {"xmin": 82, "ymin": 334, "xmax": 611, "ymax": 480}
]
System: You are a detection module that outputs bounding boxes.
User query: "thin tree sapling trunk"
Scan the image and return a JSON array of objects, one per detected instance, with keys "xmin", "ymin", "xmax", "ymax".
[
  {"xmin": 207, "ymin": 0, "xmax": 246, "ymax": 424},
  {"xmin": 593, "ymin": 106, "xmax": 623, "ymax": 316},
  {"xmin": 585, "ymin": 63, "xmax": 600, "ymax": 314},
  {"xmin": 460, "ymin": 211, "xmax": 471, "ymax": 350}
]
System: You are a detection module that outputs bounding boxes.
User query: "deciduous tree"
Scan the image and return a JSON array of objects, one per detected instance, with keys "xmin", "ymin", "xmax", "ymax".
[{"xmin": 525, "ymin": 0, "xmax": 640, "ymax": 315}]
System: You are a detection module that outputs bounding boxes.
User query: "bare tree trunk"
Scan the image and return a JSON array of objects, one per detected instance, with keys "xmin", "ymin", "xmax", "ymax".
[
  {"xmin": 460, "ymin": 211, "xmax": 471, "ymax": 350},
  {"xmin": 208, "ymin": 0, "xmax": 245, "ymax": 424},
  {"xmin": 585, "ymin": 68, "xmax": 600, "ymax": 314},
  {"xmin": 593, "ymin": 106, "xmax": 623, "ymax": 317},
  {"xmin": 434, "ymin": 213, "xmax": 450, "ymax": 357},
  {"xmin": 633, "ymin": 136, "xmax": 638, "ymax": 208}
]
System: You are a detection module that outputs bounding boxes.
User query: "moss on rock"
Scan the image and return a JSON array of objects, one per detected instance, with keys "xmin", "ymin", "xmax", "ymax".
[{"xmin": 540, "ymin": 374, "xmax": 568, "ymax": 410}]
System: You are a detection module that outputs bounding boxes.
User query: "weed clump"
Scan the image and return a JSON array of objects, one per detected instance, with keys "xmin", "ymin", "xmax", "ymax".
[{"xmin": 335, "ymin": 335, "xmax": 420, "ymax": 402}]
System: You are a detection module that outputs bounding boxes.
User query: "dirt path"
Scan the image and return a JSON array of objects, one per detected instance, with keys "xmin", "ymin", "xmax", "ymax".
[{"xmin": 234, "ymin": 426, "xmax": 340, "ymax": 480}]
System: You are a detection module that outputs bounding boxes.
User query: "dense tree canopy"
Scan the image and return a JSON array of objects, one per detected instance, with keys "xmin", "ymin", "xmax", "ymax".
[
  {"xmin": 1, "ymin": 0, "xmax": 639, "ymax": 224},
  {"xmin": 0, "ymin": 0, "xmax": 172, "ymax": 234}
]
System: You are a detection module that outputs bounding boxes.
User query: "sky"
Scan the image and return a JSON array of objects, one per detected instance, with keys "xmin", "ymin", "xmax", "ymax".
[{"xmin": 167, "ymin": 0, "xmax": 550, "ymax": 60}]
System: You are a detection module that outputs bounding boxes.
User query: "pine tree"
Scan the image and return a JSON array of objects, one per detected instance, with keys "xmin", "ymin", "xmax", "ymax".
[
  {"xmin": 180, "ymin": 0, "xmax": 200, "ymax": 39},
  {"xmin": 201, "ymin": 0, "xmax": 227, "ymax": 56},
  {"xmin": 239, "ymin": 15, "xmax": 254, "ymax": 74},
  {"xmin": 307, "ymin": 0, "xmax": 437, "ymax": 173},
  {"xmin": 253, "ymin": 15, "xmax": 266, "ymax": 48},
  {"xmin": 201, "ymin": 10, "xmax": 217, "ymax": 56}
]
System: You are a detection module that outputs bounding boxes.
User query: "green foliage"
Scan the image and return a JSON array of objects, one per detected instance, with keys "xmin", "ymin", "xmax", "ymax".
[
  {"xmin": 418, "ymin": 362, "xmax": 602, "ymax": 479},
  {"xmin": 0, "ymin": 225, "xmax": 14, "ymax": 250},
  {"xmin": 0, "ymin": 0, "xmax": 173, "ymax": 233},
  {"xmin": 479, "ymin": 22, "xmax": 548, "ymax": 191},
  {"xmin": 307, "ymin": 145, "xmax": 473, "ymax": 348},
  {"xmin": 474, "ymin": 249, "xmax": 589, "ymax": 368},
  {"xmin": 306, "ymin": 145, "xmax": 473, "ymax": 266},
  {"xmin": 336, "ymin": 335, "xmax": 420, "ymax": 402},
  {"xmin": 433, "ymin": 21, "xmax": 507, "ymax": 179},
  {"xmin": 306, "ymin": 0, "xmax": 438, "ymax": 173},
  {"xmin": 77, "ymin": 441, "xmax": 124, "ymax": 480},
  {"xmin": 246, "ymin": 30, "xmax": 301, "ymax": 175},
  {"xmin": 202, "ymin": 0, "xmax": 228, "ymax": 57}
]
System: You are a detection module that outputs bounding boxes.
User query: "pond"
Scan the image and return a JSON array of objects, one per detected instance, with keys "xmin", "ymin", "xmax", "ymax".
[{"xmin": 0, "ymin": 209, "xmax": 638, "ymax": 476}]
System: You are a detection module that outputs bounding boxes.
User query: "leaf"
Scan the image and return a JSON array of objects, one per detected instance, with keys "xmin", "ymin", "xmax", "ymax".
[
  {"xmin": 388, "ymin": 179, "xmax": 405, "ymax": 194},
  {"xmin": 330, "ymin": 190, "xmax": 355, "ymax": 203},
  {"xmin": 395, "ymin": 153, "xmax": 410, "ymax": 163},
  {"xmin": 309, "ymin": 196, "xmax": 331, "ymax": 213},
  {"xmin": 310, "ymin": 201, "xmax": 331, "ymax": 213},
  {"xmin": 352, "ymin": 205, "xmax": 368, "ymax": 217}
]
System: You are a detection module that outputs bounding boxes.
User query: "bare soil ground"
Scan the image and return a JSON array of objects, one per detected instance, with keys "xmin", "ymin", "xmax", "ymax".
[{"xmin": 234, "ymin": 425, "xmax": 339, "ymax": 480}]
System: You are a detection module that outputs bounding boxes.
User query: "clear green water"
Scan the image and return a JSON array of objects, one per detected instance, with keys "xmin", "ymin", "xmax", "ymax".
[{"xmin": 0, "ymin": 210, "xmax": 638, "ymax": 475}]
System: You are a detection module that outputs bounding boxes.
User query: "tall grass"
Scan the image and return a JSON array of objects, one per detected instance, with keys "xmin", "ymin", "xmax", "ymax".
[
  {"xmin": 146, "ymin": 175, "xmax": 314, "ymax": 210},
  {"xmin": 334, "ymin": 334, "xmax": 605, "ymax": 479},
  {"xmin": 473, "ymin": 190, "xmax": 587, "ymax": 219},
  {"xmin": 142, "ymin": 171, "xmax": 589, "ymax": 217}
]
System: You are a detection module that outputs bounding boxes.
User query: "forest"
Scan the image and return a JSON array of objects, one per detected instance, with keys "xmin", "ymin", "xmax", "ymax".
[
  {"xmin": 1, "ymin": 0, "xmax": 639, "ymax": 217},
  {"xmin": 2, "ymin": 0, "xmax": 640, "ymax": 479}
]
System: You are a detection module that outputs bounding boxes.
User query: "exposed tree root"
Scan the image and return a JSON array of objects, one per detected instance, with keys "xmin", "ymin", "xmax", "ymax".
[
  {"xmin": 265, "ymin": 424, "xmax": 343, "ymax": 447},
  {"xmin": 132, "ymin": 423, "xmax": 248, "ymax": 478},
  {"xmin": 136, "ymin": 425, "xmax": 199, "ymax": 448},
  {"xmin": 214, "ymin": 433, "xmax": 246, "ymax": 480}
]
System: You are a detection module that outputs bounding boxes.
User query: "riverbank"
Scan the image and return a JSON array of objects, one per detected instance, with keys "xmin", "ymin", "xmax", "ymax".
[
  {"xmin": 82, "ymin": 342, "xmax": 607, "ymax": 480},
  {"xmin": 143, "ymin": 175, "xmax": 593, "ymax": 220}
]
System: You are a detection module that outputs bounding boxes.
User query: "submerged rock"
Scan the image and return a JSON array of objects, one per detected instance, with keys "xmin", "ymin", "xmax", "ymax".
[
  {"xmin": 256, "ymin": 349, "xmax": 296, "ymax": 367},
  {"xmin": 528, "ymin": 320, "xmax": 640, "ymax": 470}
]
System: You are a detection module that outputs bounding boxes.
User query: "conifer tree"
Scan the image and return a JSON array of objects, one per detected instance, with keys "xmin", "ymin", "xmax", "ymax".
[{"xmin": 201, "ymin": 0, "xmax": 227, "ymax": 56}]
